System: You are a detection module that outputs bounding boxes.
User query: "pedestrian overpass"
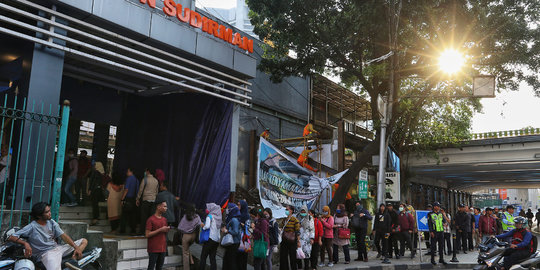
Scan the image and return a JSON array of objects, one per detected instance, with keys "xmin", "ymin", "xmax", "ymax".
[{"xmin": 406, "ymin": 129, "xmax": 540, "ymax": 192}]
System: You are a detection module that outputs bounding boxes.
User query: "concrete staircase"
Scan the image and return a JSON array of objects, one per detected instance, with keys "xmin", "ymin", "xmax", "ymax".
[
  {"xmin": 116, "ymin": 238, "xmax": 182, "ymax": 270},
  {"xmin": 59, "ymin": 205, "xmax": 183, "ymax": 270}
]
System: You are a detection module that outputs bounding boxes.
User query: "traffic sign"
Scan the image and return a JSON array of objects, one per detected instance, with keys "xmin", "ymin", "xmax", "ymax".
[
  {"xmin": 416, "ymin": 210, "xmax": 430, "ymax": 232},
  {"xmin": 358, "ymin": 170, "xmax": 368, "ymax": 199}
]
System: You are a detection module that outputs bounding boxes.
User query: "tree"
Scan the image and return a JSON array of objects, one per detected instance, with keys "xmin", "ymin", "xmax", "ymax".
[{"xmin": 247, "ymin": 0, "xmax": 540, "ymax": 209}]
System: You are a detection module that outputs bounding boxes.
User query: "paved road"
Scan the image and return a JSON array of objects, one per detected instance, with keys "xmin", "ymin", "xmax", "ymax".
[{"xmin": 317, "ymin": 248, "xmax": 479, "ymax": 269}]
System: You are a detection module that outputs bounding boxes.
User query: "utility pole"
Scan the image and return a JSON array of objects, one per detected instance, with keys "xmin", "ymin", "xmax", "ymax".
[{"xmin": 377, "ymin": 0, "xmax": 401, "ymax": 207}]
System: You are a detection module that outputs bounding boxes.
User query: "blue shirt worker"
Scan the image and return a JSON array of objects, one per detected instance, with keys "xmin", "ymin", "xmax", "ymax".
[
  {"xmin": 120, "ymin": 167, "xmax": 140, "ymax": 234},
  {"xmin": 495, "ymin": 216, "xmax": 533, "ymax": 270},
  {"xmin": 427, "ymin": 202, "xmax": 447, "ymax": 266},
  {"xmin": 8, "ymin": 202, "xmax": 87, "ymax": 270}
]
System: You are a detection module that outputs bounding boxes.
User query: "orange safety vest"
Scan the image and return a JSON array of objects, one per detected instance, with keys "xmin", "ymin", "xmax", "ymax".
[{"xmin": 303, "ymin": 124, "xmax": 313, "ymax": 137}]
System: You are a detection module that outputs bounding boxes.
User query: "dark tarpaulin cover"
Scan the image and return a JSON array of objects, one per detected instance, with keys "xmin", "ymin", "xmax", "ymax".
[{"xmin": 114, "ymin": 93, "xmax": 232, "ymax": 208}]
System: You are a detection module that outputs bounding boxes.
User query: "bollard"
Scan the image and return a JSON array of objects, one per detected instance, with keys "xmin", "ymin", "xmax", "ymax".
[{"xmin": 450, "ymin": 233, "xmax": 459, "ymax": 262}]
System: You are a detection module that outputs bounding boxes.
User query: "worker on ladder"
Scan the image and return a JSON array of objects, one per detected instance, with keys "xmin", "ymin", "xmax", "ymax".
[
  {"xmin": 260, "ymin": 128, "xmax": 270, "ymax": 140},
  {"xmin": 297, "ymin": 146, "xmax": 321, "ymax": 172},
  {"xmin": 303, "ymin": 120, "xmax": 319, "ymax": 138}
]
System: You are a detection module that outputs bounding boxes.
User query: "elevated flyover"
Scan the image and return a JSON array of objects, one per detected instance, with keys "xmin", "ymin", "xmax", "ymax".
[{"xmin": 406, "ymin": 130, "xmax": 540, "ymax": 192}]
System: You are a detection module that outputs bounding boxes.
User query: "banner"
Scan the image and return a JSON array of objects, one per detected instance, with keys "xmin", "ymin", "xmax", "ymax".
[
  {"xmin": 257, "ymin": 138, "xmax": 348, "ymax": 218},
  {"xmin": 381, "ymin": 172, "xmax": 400, "ymax": 202}
]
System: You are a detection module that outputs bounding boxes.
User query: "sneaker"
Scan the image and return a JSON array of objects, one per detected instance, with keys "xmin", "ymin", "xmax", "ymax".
[
  {"xmin": 318, "ymin": 262, "xmax": 325, "ymax": 267},
  {"xmin": 65, "ymin": 262, "xmax": 82, "ymax": 270},
  {"xmin": 376, "ymin": 253, "xmax": 381, "ymax": 258},
  {"xmin": 327, "ymin": 262, "xmax": 334, "ymax": 267},
  {"xmin": 382, "ymin": 258, "xmax": 391, "ymax": 264},
  {"xmin": 67, "ymin": 202, "xmax": 78, "ymax": 207}
]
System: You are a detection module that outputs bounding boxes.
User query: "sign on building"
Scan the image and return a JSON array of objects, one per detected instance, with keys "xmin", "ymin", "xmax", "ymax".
[{"xmin": 380, "ymin": 172, "xmax": 400, "ymax": 202}]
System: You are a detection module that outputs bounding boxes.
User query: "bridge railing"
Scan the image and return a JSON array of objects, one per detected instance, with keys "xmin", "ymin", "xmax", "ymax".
[{"xmin": 471, "ymin": 128, "xmax": 540, "ymax": 140}]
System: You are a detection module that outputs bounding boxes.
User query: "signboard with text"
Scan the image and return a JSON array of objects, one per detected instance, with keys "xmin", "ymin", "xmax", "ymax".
[
  {"xmin": 378, "ymin": 171, "xmax": 400, "ymax": 202},
  {"xmin": 358, "ymin": 170, "xmax": 368, "ymax": 199}
]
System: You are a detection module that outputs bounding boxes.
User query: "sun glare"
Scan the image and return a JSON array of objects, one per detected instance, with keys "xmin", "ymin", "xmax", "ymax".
[{"xmin": 438, "ymin": 49, "xmax": 465, "ymax": 74}]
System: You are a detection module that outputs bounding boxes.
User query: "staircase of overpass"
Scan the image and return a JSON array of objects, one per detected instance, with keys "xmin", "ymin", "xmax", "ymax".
[{"xmin": 406, "ymin": 128, "xmax": 540, "ymax": 192}]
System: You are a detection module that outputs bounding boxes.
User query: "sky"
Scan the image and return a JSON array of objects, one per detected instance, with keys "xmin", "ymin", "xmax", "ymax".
[
  {"xmin": 196, "ymin": 0, "xmax": 540, "ymax": 134},
  {"xmin": 471, "ymin": 83, "xmax": 540, "ymax": 133},
  {"xmin": 195, "ymin": 0, "xmax": 236, "ymax": 9}
]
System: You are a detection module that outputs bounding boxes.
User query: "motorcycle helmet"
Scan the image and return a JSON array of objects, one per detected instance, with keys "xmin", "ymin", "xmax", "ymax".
[{"xmin": 514, "ymin": 216, "xmax": 527, "ymax": 225}]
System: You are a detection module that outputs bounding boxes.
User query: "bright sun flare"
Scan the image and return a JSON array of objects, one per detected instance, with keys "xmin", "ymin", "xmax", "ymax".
[{"xmin": 438, "ymin": 49, "xmax": 465, "ymax": 74}]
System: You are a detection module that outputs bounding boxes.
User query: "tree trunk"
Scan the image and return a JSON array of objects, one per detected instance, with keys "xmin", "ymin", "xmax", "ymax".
[{"xmin": 329, "ymin": 139, "xmax": 379, "ymax": 210}]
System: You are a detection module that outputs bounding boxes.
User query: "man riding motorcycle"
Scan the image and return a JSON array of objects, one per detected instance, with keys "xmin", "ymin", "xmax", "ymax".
[
  {"xmin": 494, "ymin": 216, "xmax": 533, "ymax": 270},
  {"xmin": 7, "ymin": 202, "xmax": 87, "ymax": 270}
]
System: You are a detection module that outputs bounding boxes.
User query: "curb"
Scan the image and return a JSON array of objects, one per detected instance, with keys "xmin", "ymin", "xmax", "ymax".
[{"xmin": 342, "ymin": 263, "xmax": 477, "ymax": 269}]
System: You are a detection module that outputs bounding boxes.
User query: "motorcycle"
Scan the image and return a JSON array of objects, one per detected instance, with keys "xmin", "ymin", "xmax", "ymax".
[
  {"xmin": 474, "ymin": 236, "xmax": 540, "ymax": 270},
  {"xmin": 0, "ymin": 227, "xmax": 103, "ymax": 270}
]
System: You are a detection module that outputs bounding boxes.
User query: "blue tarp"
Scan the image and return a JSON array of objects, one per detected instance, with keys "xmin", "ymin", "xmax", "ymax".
[{"xmin": 114, "ymin": 93, "xmax": 232, "ymax": 208}]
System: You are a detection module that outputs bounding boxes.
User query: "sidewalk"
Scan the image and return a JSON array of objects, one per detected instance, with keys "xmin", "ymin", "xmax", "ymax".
[{"xmin": 324, "ymin": 249, "xmax": 478, "ymax": 270}]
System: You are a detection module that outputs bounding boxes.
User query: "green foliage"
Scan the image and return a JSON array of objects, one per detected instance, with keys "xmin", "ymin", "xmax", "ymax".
[{"xmin": 247, "ymin": 0, "xmax": 540, "ymax": 151}]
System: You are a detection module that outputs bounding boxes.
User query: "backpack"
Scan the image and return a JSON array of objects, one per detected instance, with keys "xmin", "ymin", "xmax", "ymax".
[
  {"xmin": 268, "ymin": 220, "xmax": 279, "ymax": 246},
  {"xmin": 351, "ymin": 212, "xmax": 362, "ymax": 229}
]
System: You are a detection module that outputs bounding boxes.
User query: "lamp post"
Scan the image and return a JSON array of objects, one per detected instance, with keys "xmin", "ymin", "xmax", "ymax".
[{"xmin": 376, "ymin": 95, "xmax": 388, "ymax": 207}]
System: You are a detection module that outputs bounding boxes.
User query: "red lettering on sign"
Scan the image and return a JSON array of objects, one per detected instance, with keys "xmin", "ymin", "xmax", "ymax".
[
  {"xmin": 163, "ymin": 0, "xmax": 176, "ymax": 16},
  {"xmin": 140, "ymin": 0, "xmax": 156, "ymax": 8},
  {"xmin": 208, "ymin": 20, "xmax": 219, "ymax": 37},
  {"xmin": 176, "ymin": 4, "xmax": 190, "ymax": 23},
  {"xmin": 241, "ymin": 36, "xmax": 254, "ymax": 53},
  {"xmin": 218, "ymin": 25, "xmax": 233, "ymax": 43},
  {"xmin": 232, "ymin": 33, "xmax": 242, "ymax": 47},
  {"xmin": 190, "ymin": 11, "xmax": 203, "ymax": 28}
]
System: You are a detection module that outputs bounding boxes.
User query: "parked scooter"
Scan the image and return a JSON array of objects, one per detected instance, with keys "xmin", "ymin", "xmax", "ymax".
[
  {"xmin": 0, "ymin": 227, "xmax": 102, "ymax": 270},
  {"xmin": 474, "ymin": 236, "xmax": 540, "ymax": 270}
]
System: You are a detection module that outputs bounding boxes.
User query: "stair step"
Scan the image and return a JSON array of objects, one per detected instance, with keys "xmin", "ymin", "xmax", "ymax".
[
  {"xmin": 59, "ymin": 212, "xmax": 106, "ymax": 220},
  {"xmin": 116, "ymin": 255, "xmax": 182, "ymax": 270},
  {"xmin": 118, "ymin": 238, "xmax": 148, "ymax": 250},
  {"xmin": 59, "ymin": 206, "xmax": 92, "ymax": 213},
  {"xmin": 119, "ymin": 246, "xmax": 174, "ymax": 260},
  {"xmin": 89, "ymin": 225, "xmax": 111, "ymax": 233}
]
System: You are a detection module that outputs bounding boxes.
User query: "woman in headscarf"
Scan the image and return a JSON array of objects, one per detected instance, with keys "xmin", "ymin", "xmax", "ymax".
[
  {"xmin": 199, "ymin": 203, "xmax": 222, "ymax": 270},
  {"xmin": 251, "ymin": 207, "xmax": 269, "ymax": 270},
  {"xmin": 297, "ymin": 205, "xmax": 315, "ymax": 270},
  {"xmin": 87, "ymin": 161, "xmax": 105, "ymax": 226},
  {"xmin": 319, "ymin": 205, "xmax": 334, "ymax": 267},
  {"xmin": 106, "ymin": 172, "xmax": 124, "ymax": 234},
  {"xmin": 178, "ymin": 204, "xmax": 202, "ymax": 270},
  {"xmin": 222, "ymin": 203, "xmax": 242, "ymax": 270},
  {"xmin": 332, "ymin": 204, "xmax": 350, "ymax": 264},
  {"xmin": 237, "ymin": 200, "xmax": 251, "ymax": 270}
]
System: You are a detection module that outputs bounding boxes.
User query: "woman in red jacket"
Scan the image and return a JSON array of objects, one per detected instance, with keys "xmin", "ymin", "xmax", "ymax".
[{"xmin": 309, "ymin": 209, "xmax": 323, "ymax": 270}]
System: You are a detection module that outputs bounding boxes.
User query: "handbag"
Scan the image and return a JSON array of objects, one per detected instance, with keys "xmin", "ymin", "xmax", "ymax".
[
  {"xmin": 282, "ymin": 230, "xmax": 296, "ymax": 243},
  {"xmin": 253, "ymin": 233, "xmax": 267, "ymax": 259},
  {"xmin": 238, "ymin": 224, "xmax": 252, "ymax": 252},
  {"xmin": 199, "ymin": 215, "xmax": 211, "ymax": 244},
  {"xmin": 296, "ymin": 247, "xmax": 305, "ymax": 259},
  {"xmin": 338, "ymin": 228, "xmax": 351, "ymax": 239},
  {"xmin": 220, "ymin": 233, "xmax": 234, "ymax": 246}
]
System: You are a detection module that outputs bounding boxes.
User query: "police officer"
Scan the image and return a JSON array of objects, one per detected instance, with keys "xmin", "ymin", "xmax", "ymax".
[
  {"xmin": 428, "ymin": 202, "xmax": 447, "ymax": 265},
  {"xmin": 502, "ymin": 205, "xmax": 516, "ymax": 232},
  {"xmin": 454, "ymin": 203, "xmax": 470, "ymax": 253}
]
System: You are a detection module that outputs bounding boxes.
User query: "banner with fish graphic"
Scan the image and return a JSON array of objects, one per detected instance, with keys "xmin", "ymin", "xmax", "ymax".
[{"xmin": 257, "ymin": 138, "xmax": 348, "ymax": 218}]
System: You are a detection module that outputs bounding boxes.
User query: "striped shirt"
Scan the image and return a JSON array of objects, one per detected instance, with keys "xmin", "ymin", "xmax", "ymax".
[{"xmin": 283, "ymin": 216, "xmax": 300, "ymax": 235}]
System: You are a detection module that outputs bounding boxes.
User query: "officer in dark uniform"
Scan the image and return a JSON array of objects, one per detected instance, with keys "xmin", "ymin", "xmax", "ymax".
[{"xmin": 428, "ymin": 202, "xmax": 447, "ymax": 265}]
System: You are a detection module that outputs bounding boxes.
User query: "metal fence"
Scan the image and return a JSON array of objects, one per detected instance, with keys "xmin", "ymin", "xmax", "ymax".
[{"xmin": 0, "ymin": 94, "xmax": 69, "ymax": 228}]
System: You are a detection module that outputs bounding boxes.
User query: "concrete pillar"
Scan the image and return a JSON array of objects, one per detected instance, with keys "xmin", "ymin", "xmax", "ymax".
[
  {"xmin": 92, "ymin": 123, "xmax": 110, "ymax": 170},
  {"xmin": 230, "ymin": 104, "xmax": 240, "ymax": 193},
  {"xmin": 15, "ymin": 31, "xmax": 65, "ymax": 210}
]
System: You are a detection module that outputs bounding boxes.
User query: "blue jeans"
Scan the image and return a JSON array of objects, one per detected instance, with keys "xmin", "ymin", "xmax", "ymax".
[{"xmin": 64, "ymin": 176, "xmax": 77, "ymax": 203}]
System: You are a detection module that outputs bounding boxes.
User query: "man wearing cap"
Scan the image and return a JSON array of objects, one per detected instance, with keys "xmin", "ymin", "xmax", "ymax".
[
  {"xmin": 479, "ymin": 207, "xmax": 497, "ymax": 243},
  {"xmin": 427, "ymin": 202, "xmax": 447, "ymax": 265},
  {"xmin": 454, "ymin": 203, "xmax": 471, "ymax": 254}
]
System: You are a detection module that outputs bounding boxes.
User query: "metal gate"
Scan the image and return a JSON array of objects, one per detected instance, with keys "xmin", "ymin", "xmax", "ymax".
[{"xmin": 0, "ymin": 94, "xmax": 69, "ymax": 228}]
